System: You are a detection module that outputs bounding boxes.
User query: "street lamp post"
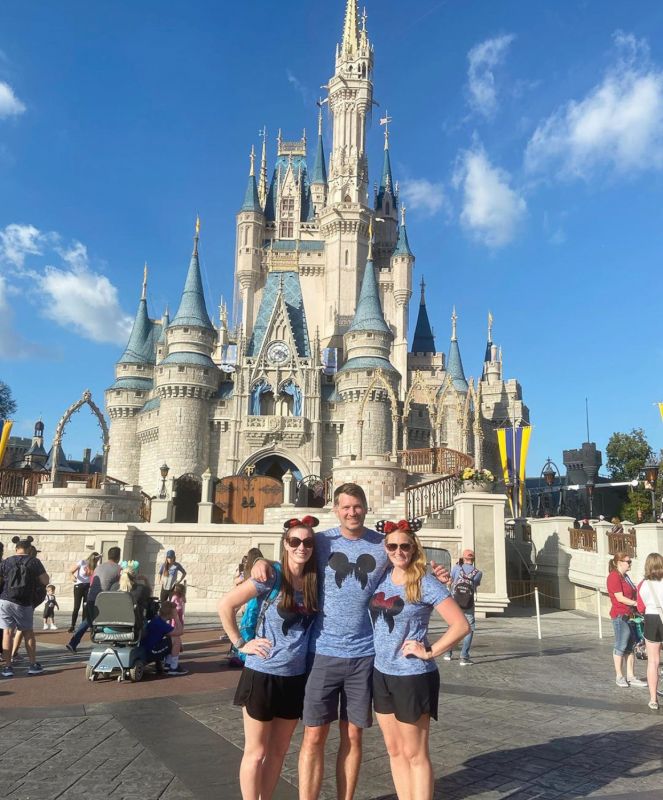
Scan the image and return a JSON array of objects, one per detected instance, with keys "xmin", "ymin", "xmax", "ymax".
[
  {"xmin": 586, "ymin": 479, "xmax": 595, "ymax": 518},
  {"xmin": 159, "ymin": 463, "xmax": 170, "ymax": 500},
  {"xmin": 644, "ymin": 455, "xmax": 660, "ymax": 522}
]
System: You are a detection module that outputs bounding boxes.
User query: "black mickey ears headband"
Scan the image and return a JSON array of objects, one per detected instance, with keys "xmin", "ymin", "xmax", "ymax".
[
  {"xmin": 375, "ymin": 518, "xmax": 423, "ymax": 534},
  {"xmin": 283, "ymin": 515, "xmax": 320, "ymax": 532}
]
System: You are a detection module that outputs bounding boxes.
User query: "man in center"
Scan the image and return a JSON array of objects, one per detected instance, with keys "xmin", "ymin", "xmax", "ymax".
[{"xmin": 254, "ymin": 482, "xmax": 448, "ymax": 800}]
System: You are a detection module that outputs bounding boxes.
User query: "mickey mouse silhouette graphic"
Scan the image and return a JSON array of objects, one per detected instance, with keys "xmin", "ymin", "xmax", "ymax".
[
  {"xmin": 328, "ymin": 552, "xmax": 376, "ymax": 589},
  {"xmin": 277, "ymin": 603, "xmax": 315, "ymax": 636},
  {"xmin": 369, "ymin": 592, "xmax": 405, "ymax": 633}
]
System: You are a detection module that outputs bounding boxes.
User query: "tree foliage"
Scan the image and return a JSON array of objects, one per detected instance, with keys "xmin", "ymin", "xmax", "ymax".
[
  {"xmin": 605, "ymin": 428, "xmax": 651, "ymax": 480},
  {"xmin": 0, "ymin": 381, "xmax": 17, "ymax": 420}
]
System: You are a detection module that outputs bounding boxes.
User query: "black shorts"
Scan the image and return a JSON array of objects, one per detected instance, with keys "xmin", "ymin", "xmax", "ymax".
[
  {"xmin": 644, "ymin": 614, "xmax": 663, "ymax": 643},
  {"xmin": 234, "ymin": 667, "xmax": 307, "ymax": 722},
  {"xmin": 373, "ymin": 668, "xmax": 440, "ymax": 724}
]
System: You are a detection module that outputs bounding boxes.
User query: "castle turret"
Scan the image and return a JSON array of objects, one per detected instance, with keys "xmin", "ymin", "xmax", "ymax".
[
  {"xmin": 21, "ymin": 419, "xmax": 47, "ymax": 471},
  {"xmin": 236, "ymin": 147, "xmax": 265, "ymax": 337},
  {"xmin": 106, "ymin": 266, "xmax": 156, "ymax": 483},
  {"xmin": 446, "ymin": 307, "xmax": 468, "ymax": 392},
  {"xmin": 411, "ymin": 278, "xmax": 435, "ymax": 355},
  {"xmin": 336, "ymin": 238, "xmax": 399, "ymax": 457},
  {"xmin": 155, "ymin": 220, "xmax": 219, "ymax": 482},
  {"xmin": 310, "ymin": 107, "xmax": 328, "ymax": 214},
  {"xmin": 375, "ymin": 118, "xmax": 398, "ymax": 248},
  {"xmin": 390, "ymin": 204, "xmax": 414, "ymax": 395},
  {"xmin": 483, "ymin": 312, "xmax": 501, "ymax": 385}
]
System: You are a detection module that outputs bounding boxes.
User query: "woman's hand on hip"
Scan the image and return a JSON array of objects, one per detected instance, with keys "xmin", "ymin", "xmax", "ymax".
[
  {"xmin": 241, "ymin": 638, "xmax": 272, "ymax": 659},
  {"xmin": 400, "ymin": 639, "xmax": 430, "ymax": 660}
]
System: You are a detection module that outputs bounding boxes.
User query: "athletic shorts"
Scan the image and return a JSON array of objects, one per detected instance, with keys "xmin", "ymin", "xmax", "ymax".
[
  {"xmin": 0, "ymin": 599, "xmax": 34, "ymax": 631},
  {"xmin": 372, "ymin": 668, "xmax": 440, "ymax": 724},
  {"xmin": 303, "ymin": 654, "xmax": 374, "ymax": 728},
  {"xmin": 234, "ymin": 667, "xmax": 307, "ymax": 722},
  {"xmin": 644, "ymin": 614, "xmax": 663, "ymax": 643}
]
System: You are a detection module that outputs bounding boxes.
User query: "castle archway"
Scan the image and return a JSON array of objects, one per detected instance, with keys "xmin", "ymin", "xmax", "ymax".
[
  {"xmin": 50, "ymin": 390, "xmax": 109, "ymax": 482},
  {"xmin": 173, "ymin": 473, "xmax": 201, "ymax": 523}
]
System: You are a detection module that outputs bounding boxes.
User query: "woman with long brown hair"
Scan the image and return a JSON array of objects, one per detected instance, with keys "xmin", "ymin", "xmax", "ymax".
[
  {"xmin": 606, "ymin": 551, "xmax": 647, "ymax": 688},
  {"xmin": 636, "ymin": 552, "xmax": 663, "ymax": 711},
  {"xmin": 218, "ymin": 516, "xmax": 319, "ymax": 800},
  {"xmin": 370, "ymin": 520, "xmax": 469, "ymax": 800}
]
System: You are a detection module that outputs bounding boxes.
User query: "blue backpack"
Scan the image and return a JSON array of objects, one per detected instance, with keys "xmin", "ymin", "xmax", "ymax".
[{"xmin": 233, "ymin": 562, "xmax": 282, "ymax": 664}]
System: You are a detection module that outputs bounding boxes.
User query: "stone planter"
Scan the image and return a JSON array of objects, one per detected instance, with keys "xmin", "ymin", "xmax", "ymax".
[{"xmin": 461, "ymin": 480, "xmax": 494, "ymax": 493}]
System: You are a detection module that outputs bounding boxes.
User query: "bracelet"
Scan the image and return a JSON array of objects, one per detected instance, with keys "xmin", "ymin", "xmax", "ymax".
[{"xmin": 234, "ymin": 637, "xmax": 246, "ymax": 650}]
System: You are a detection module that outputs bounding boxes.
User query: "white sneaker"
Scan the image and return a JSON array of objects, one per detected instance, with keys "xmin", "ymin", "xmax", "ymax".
[
  {"xmin": 616, "ymin": 676, "xmax": 629, "ymax": 688},
  {"xmin": 43, "ymin": 623, "xmax": 49, "ymax": 630},
  {"xmin": 442, "ymin": 653, "xmax": 452, "ymax": 661},
  {"xmin": 50, "ymin": 624, "xmax": 58, "ymax": 630},
  {"xmin": 628, "ymin": 677, "xmax": 648, "ymax": 688}
]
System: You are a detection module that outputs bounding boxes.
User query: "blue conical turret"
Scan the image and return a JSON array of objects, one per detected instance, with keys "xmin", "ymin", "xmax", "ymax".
[
  {"xmin": 118, "ymin": 267, "xmax": 155, "ymax": 365},
  {"xmin": 240, "ymin": 146, "xmax": 262, "ymax": 212},
  {"xmin": 171, "ymin": 220, "xmax": 213, "ymax": 330},
  {"xmin": 311, "ymin": 113, "xmax": 328, "ymax": 186},
  {"xmin": 393, "ymin": 212, "xmax": 413, "ymax": 257},
  {"xmin": 347, "ymin": 257, "xmax": 391, "ymax": 335},
  {"xmin": 412, "ymin": 278, "xmax": 435, "ymax": 354},
  {"xmin": 447, "ymin": 307, "xmax": 468, "ymax": 392}
]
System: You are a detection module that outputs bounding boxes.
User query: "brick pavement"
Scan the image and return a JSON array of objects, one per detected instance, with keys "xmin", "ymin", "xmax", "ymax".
[{"xmin": 1, "ymin": 609, "xmax": 662, "ymax": 799}]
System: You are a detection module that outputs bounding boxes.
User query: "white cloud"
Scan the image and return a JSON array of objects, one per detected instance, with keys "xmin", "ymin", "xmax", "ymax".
[
  {"xmin": 400, "ymin": 178, "xmax": 446, "ymax": 217},
  {"xmin": 467, "ymin": 34, "xmax": 515, "ymax": 117},
  {"xmin": 454, "ymin": 145, "xmax": 526, "ymax": 247},
  {"xmin": 525, "ymin": 32, "xmax": 663, "ymax": 178},
  {"xmin": 0, "ymin": 80, "xmax": 26, "ymax": 118},
  {"xmin": 0, "ymin": 222, "xmax": 132, "ymax": 351},
  {"xmin": 286, "ymin": 69, "xmax": 311, "ymax": 105},
  {"xmin": 0, "ymin": 223, "xmax": 45, "ymax": 268},
  {"xmin": 41, "ymin": 263, "xmax": 133, "ymax": 345}
]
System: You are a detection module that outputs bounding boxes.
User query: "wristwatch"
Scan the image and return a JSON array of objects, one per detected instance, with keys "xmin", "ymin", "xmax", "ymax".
[{"xmin": 234, "ymin": 637, "xmax": 246, "ymax": 650}]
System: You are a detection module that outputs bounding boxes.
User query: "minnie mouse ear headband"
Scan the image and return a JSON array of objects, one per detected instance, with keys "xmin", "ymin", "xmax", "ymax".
[
  {"xmin": 375, "ymin": 518, "xmax": 423, "ymax": 534},
  {"xmin": 283, "ymin": 515, "xmax": 320, "ymax": 532},
  {"xmin": 120, "ymin": 559, "xmax": 140, "ymax": 571},
  {"xmin": 12, "ymin": 535, "xmax": 34, "ymax": 548}
]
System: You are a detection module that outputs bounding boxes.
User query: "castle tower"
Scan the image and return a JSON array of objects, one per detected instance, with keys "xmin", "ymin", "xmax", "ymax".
[
  {"xmin": 21, "ymin": 419, "xmax": 48, "ymax": 471},
  {"xmin": 319, "ymin": 0, "xmax": 374, "ymax": 346},
  {"xmin": 390, "ymin": 205, "xmax": 414, "ymax": 396},
  {"xmin": 236, "ymin": 148, "xmax": 265, "ymax": 337},
  {"xmin": 310, "ymin": 107, "xmax": 328, "ymax": 214},
  {"xmin": 106, "ymin": 266, "xmax": 157, "ymax": 483},
  {"xmin": 374, "ymin": 117, "xmax": 398, "ymax": 259},
  {"xmin": 483, "ymin": 312, "xmax": 501, "ymax": 385},
  {"xmin": 155, "ymin": 221, "xmax": 219, "ymax": 480},
  {"xmin": 336, "ymin": 240, "xmax": 399, "ymax": 458}
]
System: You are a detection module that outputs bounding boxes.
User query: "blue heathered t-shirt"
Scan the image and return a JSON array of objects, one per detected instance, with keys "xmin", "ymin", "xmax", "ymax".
[
  {"xmin": 244, "ymin": 578, "xmax": 316, "ymax": 677},
  {"xmin": 310, "ymin": 527, "xmax": 389, "ymax": 658},
  {"xmin": 370, "ymin": 571, "xmax": 450, "ymax": 676}
]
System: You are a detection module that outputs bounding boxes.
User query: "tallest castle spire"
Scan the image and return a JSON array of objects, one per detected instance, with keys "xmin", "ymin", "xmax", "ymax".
[{"xmin": 341, "ymin": 0, "xmax": 360, "ymax": 59}]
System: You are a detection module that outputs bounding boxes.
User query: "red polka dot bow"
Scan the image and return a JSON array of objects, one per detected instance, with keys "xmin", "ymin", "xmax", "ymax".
[{"xmin": 375, "ymin": 518, "xmax": 422, "ymax": 534}]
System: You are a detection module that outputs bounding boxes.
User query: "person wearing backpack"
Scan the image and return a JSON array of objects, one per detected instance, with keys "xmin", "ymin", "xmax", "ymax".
[
  {"xmin": 218, "ymin": 517, "xmax": 319, "ymax": 800},
  {"xmin": 0, "ymin": 536, "xmax": 50, "ymax": 677},
  {"xmin": 441, "ymin": 549, "xmax": 482, "ymax": 666}
]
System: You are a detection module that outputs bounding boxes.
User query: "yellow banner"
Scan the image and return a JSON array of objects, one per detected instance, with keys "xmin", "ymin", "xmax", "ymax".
[
  {"xmin": 0, "ymin": 419, "xmax": 13, "ymax": 466},
  {"xmin": 658, "ymin": 402, "xmax": 663, "ymax": 423}
]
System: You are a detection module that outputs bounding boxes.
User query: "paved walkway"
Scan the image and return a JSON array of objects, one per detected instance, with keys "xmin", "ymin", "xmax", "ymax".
[{"xmin": 1, "ymin": 609, "xmax": 662, "ymax": 799}]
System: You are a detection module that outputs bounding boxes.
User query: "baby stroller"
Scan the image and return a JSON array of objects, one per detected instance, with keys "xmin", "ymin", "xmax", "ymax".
[{"xmin": 86, "ymin": 591, "xmax": 163, "ymax": 682}]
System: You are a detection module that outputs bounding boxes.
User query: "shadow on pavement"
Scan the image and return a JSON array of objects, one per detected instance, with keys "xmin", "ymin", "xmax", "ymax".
[{"xmin": 373, "ymin": 725, "xmax": 663, "ymax": 800}]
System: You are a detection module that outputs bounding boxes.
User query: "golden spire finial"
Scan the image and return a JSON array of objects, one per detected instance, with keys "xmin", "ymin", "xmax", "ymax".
[
  {"xmin": 368, "ymin": 218, "xmax": 373, "ymax": 260},
  {"xmin": 249, "ymin": 145, "xmax": 255, "ymax": 177},
  {"xmin": 401, "ymin": 204, "xmax": 406, "ymax": 226},
  {"xmin": 451, "ymin": 306, "xmax": 458, "ymax": 341},
  {"xmin": 258, "ymin": 126, "xmax": 268, "ymax": 208},
  {"xmin": 193, "ymin": 216, "xmax": 200, "ymax": 256},
  {"xmin": 488, "ymin": 310, "xmax": 494, "ymax": 341},
  {"xmin": 318, "ymin": 102, "xmax": 323, "ymax": 137},
  {"xmin": 142, "ymin": 262, "xmax": 148, "ymax": 300}
]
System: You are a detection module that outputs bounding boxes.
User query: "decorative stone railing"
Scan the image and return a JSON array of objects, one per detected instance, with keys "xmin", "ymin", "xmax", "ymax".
[{"xmin": 569, "ymin": 527, "xmax": 598, "ymax": 552}]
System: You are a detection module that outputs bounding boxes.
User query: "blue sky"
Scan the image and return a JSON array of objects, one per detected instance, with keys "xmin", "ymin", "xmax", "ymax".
[{"xmin": 1, "ymin": 0, "xmax": 662, "ymax": 477}]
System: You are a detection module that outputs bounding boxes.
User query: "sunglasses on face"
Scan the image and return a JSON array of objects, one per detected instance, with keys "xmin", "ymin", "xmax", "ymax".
[
  {"xmin": 286, "ymin": 536, "xmax": 314, "ymax": 549},
  {"xmin": 385, "ymin": 542, "xmax": 413, "ymax": 553},
  {"xmin": 620, "ymin": 559, "xmax": 632, "ymax": 564}
]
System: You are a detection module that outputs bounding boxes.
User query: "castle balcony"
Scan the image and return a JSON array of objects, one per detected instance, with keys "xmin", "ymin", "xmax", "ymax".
[{"xmin": 242, "ymin": 415, "xmax": 310, "ymax": 448}]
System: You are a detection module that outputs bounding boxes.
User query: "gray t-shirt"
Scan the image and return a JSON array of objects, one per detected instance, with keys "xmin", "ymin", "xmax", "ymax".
[
  {"xmin": 310, "ymin": 527, "xmax": 388, "ymax": 658},
  {"xmin": 88, "ymin": 561, "xmax": 121, "ymax": 605},
  {"xmin": 370, "ymin": 570, "xmax": 449, "ymax": 676},
  {"xmin": 244, "ymin": 578, "xmax": 316, "ymax": 677}
]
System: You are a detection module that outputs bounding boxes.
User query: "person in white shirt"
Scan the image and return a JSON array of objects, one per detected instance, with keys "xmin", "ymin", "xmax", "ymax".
[{"xmin": 636, "ymin": 552, "xmax": 663, "ymax": 711}]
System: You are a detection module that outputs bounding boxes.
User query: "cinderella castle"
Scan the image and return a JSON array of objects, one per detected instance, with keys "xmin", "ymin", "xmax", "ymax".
[{"xmin": 105, "ymin": 0, "xmax": 529, "ymax": 522}]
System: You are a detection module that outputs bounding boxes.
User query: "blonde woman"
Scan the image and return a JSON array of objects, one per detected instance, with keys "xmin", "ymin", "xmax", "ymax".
[
  {"xmin": 370, "ymin": 520, "xmax": 469, "ymax": 800},
  {"xmin": 636, "ymin": 553, "xmax": 663, "ymax": 711},
  {"xmin": 218, "ymin": 517, "xmax": 319, "ymax": 800}
]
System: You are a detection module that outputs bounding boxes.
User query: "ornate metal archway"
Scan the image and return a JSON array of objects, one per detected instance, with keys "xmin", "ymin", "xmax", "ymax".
[{"xmin": 50, "ymin": 390, "xmax": 109, "ymax": 482}]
